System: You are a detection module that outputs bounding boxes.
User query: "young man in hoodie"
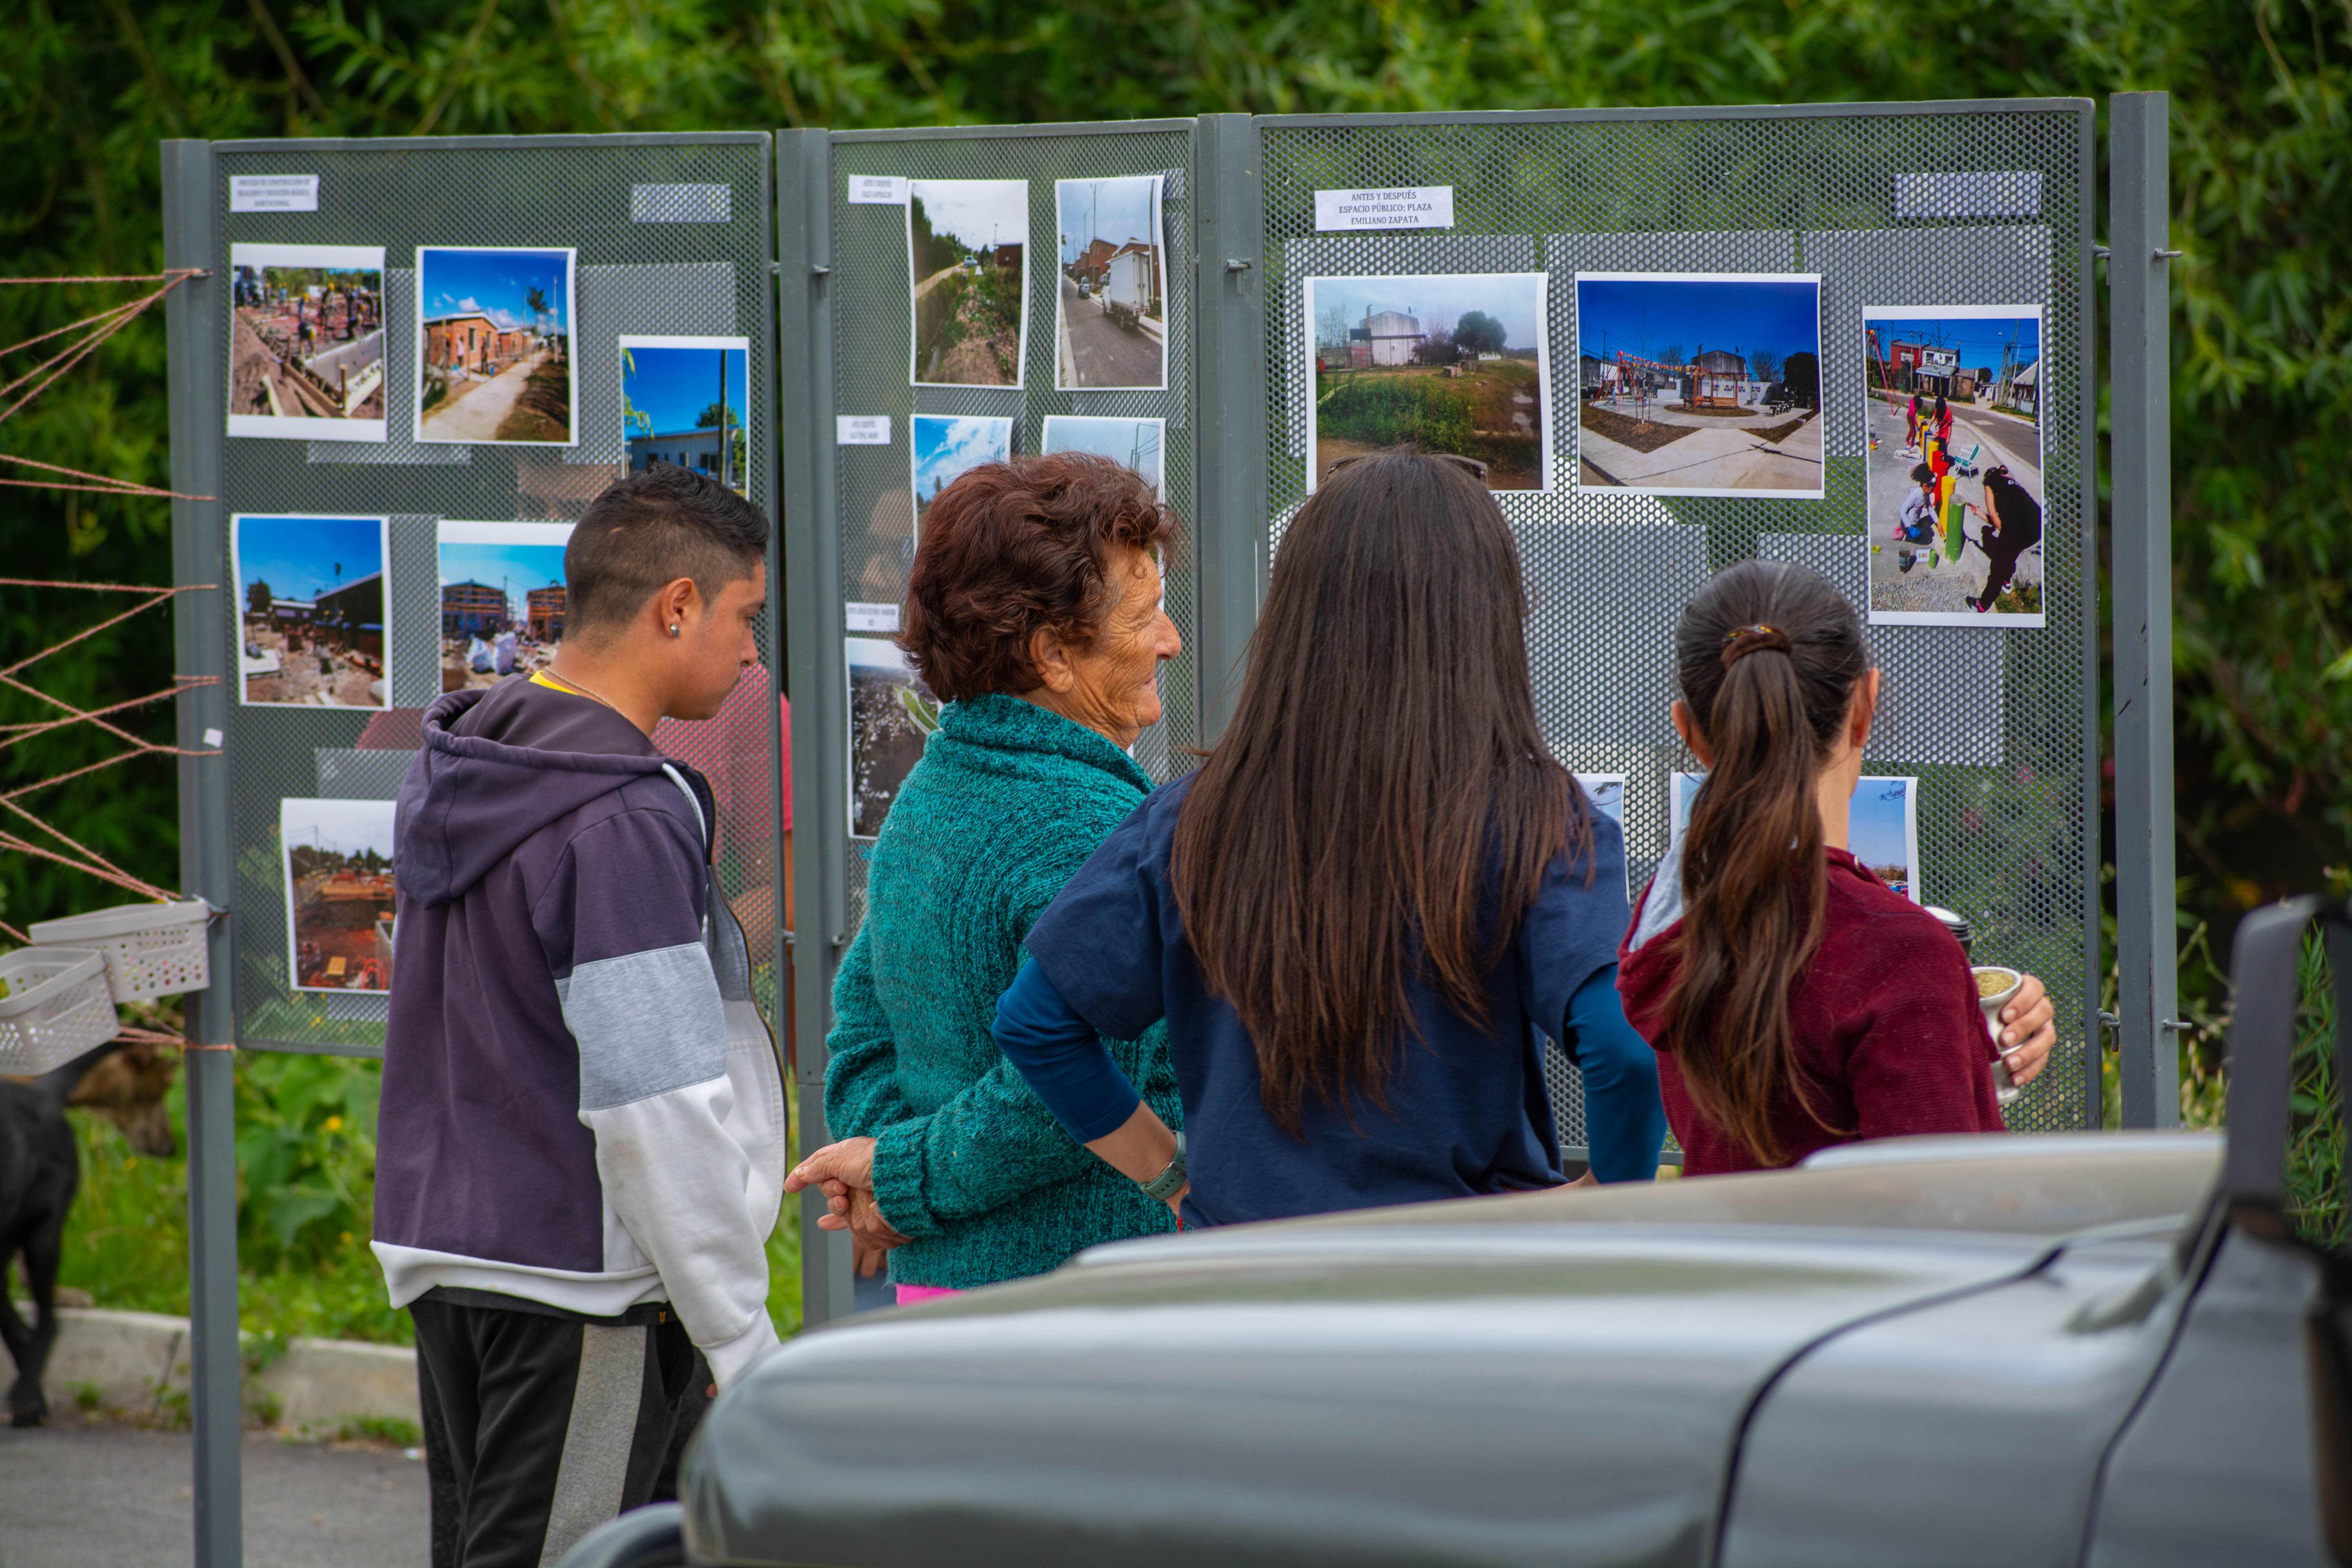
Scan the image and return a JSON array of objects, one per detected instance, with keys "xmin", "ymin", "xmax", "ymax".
[{"xmin": 376, "ymin": 465, "xmax": 787, "ymax": 1568}]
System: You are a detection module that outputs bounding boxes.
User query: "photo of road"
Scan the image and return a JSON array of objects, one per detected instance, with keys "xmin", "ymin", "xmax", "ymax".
[
  {"xmin": 227, "ymin": 244, "xmax": 385, "ymax": 441},
  {"xmin": 416, "ymin": 246, "xmax": 575, "ymax": 445},
  {"xmin": 1056, "ymin": 176, "xmax": 1165, "ymax": 390},
  {"xmin": 1573, "ymin": 273, "xmax": 1822, "ymax": 498},
  {"xmin": 1864, "ymin": 307, "xmax": 2045, "ymax": 628},
  {"xmin": 280, "ymin": 797, "xmax": 397, "ymax": 993}
]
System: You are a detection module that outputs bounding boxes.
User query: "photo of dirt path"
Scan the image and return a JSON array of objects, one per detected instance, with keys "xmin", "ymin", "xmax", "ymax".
[
  {"xmin": 909, "ymin": 180, "xmax": 1027, "ymax": 387},
  {"xmin": 416, "ymin": 246, "xmax": 575, "ymax": 445}
]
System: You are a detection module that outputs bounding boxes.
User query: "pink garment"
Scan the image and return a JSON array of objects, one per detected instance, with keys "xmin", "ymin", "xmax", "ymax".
[{"xmin": 896, "ymin": 1284, "xmax": 963, "ymax": 1305}]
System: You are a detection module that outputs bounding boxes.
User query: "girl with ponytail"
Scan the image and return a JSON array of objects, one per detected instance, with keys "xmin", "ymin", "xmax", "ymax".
[{"xmin": 1615, "ymin": 561, "xmax": 2059, "ymax": 1173}]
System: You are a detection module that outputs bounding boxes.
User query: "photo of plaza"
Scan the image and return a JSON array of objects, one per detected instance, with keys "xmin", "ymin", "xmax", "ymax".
[
  {"xmin": 1306, "ymin": 273, "xmax": 1551, "ymax": 492},
  {"xmin": 280, "ymin": 797, "xmax": 397, "ymax": 994},
  {"xmin": 1055, "ymin": 176, "xmax": 1165, "ymax": 391},
  {"xmin": 416, "ymin": 246, "xmax": 575, "ymax": 445},
  {"xmin": 438, "ymin": 521, "xmax": 573, "ymax": 692},
  {"xmin": 1864, "ymin": 306, "xmax": 2047, "ymax": 628},
  {"xmin": 909, "ymin": 180, "xmax": 1028, "ymax": 387},
  {"xmin": 622, "ymin": 336, "xmax": 751, "ymax": 496},
  {"xmin": 1574, "ymin": 273, "xmax": 1823, "ymax": 498},
  {"xmin": 232, "ymin": 513, "xmax": 389, "ymax": 709},
  {"xmin": 227, "ymin": 243, "xmax": 386, "ymax": 440}
]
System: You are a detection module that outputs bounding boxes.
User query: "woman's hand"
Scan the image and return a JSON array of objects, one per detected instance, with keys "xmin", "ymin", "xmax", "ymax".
[
  {"xmin": 1997, "ymin": 973, "xmax": 2058, "ymax": 1087},
  {"xmin": 787, "ymin": 1137, "xmax": 910, "ymax": 1245},
  {"xmin": 787, "ymin": 1136, "xmax": 876, "ymax": 1195}
]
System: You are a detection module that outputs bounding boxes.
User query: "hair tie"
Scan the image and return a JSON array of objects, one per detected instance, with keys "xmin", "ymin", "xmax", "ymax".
[{"xmin": 1720, "ymin": 623, "xmax": 1792, "ymax": 668}]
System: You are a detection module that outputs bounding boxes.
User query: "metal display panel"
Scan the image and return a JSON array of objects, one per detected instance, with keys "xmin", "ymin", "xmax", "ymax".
[
  {"xmin": 1253, "ymin": 103, "xmax": 2102, "ymax": 1151},
  {"xmin": 184, "ymin": 134, "xmax": 786, "ymax": 1059}
]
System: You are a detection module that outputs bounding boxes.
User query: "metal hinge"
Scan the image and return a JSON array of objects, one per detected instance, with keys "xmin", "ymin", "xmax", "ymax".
[
  {"xmin": 811, "ymin": 264, "xmax": 832, "ymax": 277},
  {"xmin": 2098, "ymin": 1010, "xmax": 2121, "ymax": 1031},
  {"xmin": 1225, "ymin": 258, "xmax": 1252, "ymax": 273},
  {"xmin": 2092, "ymin": 245, "xmax": 2112, "ymax": 260}
]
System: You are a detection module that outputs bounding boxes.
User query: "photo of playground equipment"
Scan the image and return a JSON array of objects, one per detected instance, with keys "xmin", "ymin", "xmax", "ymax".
[
  {"xmin": 279, "ymin": 797, "xmax": 397, "ymax": 994},
  {"xmin": 1573, "ymin": 272, "xmax": 1823, "ymax": 498},
  {"xmin": 227, "ymin": 243, "xmax": 386, "ymax": 440},
  {"xmin": 1305, "ymin": 272, "xmax": 1551, "ymax": 492},
  {"xmin": 1863, "ymin": 306, "xmax": 2046, "ymax": 628}
]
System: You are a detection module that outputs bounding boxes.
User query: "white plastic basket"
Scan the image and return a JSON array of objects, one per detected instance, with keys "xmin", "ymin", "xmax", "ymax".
[
  {"xmin": 0, "ymin": 947, "xmax": 118, "ymax": 1073},
  {"xmin": 29, "ymin": 898, "xmax": 211, "ymax": 1003}
]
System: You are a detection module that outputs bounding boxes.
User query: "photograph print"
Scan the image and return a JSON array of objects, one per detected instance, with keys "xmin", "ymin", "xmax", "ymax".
[
  {"xmin": 1671, "ymin": 771, "xmax": 1919, "ymax": 902},
  {"xmin": 848, "ymin": 636, "xmax": 938, "ymax": 840},
  {"xmin": 1040, "ymin": 415, "xmax": 1164, "ymax": 500},
  {"xmin": 228, "ymin": 243, "xmax": 387, "ymax": 441},
  {"xmin": 1571, "ymin": 773, "xmax": 1630, "ymax": 901},
  {"xmin": 911, "ymin": 414, "xmax": 1014, "ymax": 537},
  {"xmin": 232, "ymin": 513, "xmax": 390, "ymax": 710},
  {"xmin": 438, "ymin": 521, "xmax": 574, "ymax": 692},
  {"xmin": 415, "ymin": 246, "xmax": 576, "ymax": 445},
  {"xmin": 909, "ymin": 179, "xmax": 1028, "ymax": 387},
  {"xmin": 1864, "ymin": 305, "xmax": 2047, "ymax": 629},
  {"xmin": 281, "ymin": 797, "xmax": 398, "ymax": 994},
  {"xmin": 621, "ymin": 336, "xmax": 752, "ymax": 497},
  {"xmin": 1574, "ymin": 273, "xmax": 1823, "ymax": 499},
  {"xmin": 1055, "ymin": 176, "xmax": 1165, "ymax": 391},
  {"xmin": 1306, "ymin": 272, "xmax": 1551, "ymax": 492}
]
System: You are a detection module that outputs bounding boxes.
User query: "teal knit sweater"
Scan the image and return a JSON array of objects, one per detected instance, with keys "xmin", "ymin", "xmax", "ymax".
[{"xmin": 825, "ymin": 692, "xmax": 1181, "ymax": 1289}]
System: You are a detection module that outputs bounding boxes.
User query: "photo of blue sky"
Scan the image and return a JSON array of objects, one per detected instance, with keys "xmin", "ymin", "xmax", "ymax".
[
  {"xmin": 1849, "ymin": 777, "xmax": 1914, "ymax": 882},
  {"xmin": 909, "ymin": 180, "xmax": 1026, "ymax": 253},
  {"xmin": 439, "ymin": 540, "xmax": 566, "ymax": 599},
  {"xmin": 1575, "ymin": 774, "xmax": 1625, "ymax": 827},
  {"xmin": 912, "ymin": 415, "xmax": 1013, "ymax": 513},
  {"xmin": 1058, "ymin": 176, "xmax": 1158, "ymax": 264},
  {"xmin": 622, "ymin": 341, "xmax": 748, "ymax": 438},
  {"xmin": 235, "ymin": 515, "xmax": 383, "ymax": 600},
  {"xmin": 419, "ymin": 247, "xmax": 570, "ymax": 332},
  {"xmin": 1577, "ymin": 276, "xmax": 1818, "ymax": 366},
  {"xmin": 1863, "ymin": 311, "xmax": 2040, "ymax": 373},
  {"xmin": 1041, "ymin": 416, "xmax": 1162, "ymax": 497}
]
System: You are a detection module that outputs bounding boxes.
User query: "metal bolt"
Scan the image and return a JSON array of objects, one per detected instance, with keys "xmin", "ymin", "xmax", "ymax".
[
  {"xmin": 1225, "ymin": 258, "xmax": 1253, "ymax": 273},
  {"xmin": 2153, "ymin": 249, "xmax": 2183, "ymax": 260}
]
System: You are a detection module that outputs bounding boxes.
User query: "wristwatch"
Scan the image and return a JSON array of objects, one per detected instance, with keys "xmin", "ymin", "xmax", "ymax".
[{"xmin": 1138, "ymin": 1131, "xmax": 1187, "ymax": 1203}]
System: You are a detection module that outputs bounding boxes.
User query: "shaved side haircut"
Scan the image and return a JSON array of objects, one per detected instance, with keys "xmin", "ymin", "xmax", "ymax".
[{"xmin": 564, "ymin": 465, "xmax": 770, "ymax": 644}]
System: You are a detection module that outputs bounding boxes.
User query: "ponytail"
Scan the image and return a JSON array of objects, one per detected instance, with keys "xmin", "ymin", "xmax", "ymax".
[{"xmin": 1665, "ymin": 563, "xmax": 1869, "ymax": 1165}]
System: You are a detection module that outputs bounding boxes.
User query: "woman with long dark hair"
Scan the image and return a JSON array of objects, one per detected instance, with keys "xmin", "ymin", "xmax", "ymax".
[
  {"xmin": 974, "ymin": 451, "xmax": 1663, "ymax": 1225},
  {"xmin": 1615, "ymin": 561, "xmax": 2057, "ymax": 1172},
  {"xmin": 1970, "ymin": 464, "xmax": 2043, "ymax": 613}
]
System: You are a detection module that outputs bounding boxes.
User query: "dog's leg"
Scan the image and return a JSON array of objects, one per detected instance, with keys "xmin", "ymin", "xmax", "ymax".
[
  {"xmin": 0, "ymin": 1252, "xmax": 37, "ymax": 1425},
  {"xmin": 8, "ymin": 1218, "xmax": 64, "ymax": 1426}
]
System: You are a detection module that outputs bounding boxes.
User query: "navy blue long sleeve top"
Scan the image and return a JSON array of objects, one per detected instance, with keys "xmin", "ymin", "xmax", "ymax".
[{"xmin": 995, "ymin": 774, "xmax": 1667, "ymax": 1227}]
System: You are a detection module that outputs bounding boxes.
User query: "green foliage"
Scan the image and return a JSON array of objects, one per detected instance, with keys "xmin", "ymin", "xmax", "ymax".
[
  {"xmin": 1454, "ymin": 309, "xmax": 1506, "ymax": 355},
  {"xmin": 1319, "ymin": 372, "xmax": 1476, "ymax": 450},
  {"xmin": 337, "ymin": 1414, "xmax": 422, "ymax": 1446}
]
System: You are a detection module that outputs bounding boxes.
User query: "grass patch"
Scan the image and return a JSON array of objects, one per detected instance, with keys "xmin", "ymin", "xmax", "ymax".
[
  {"xmin": 1663, "ymin": 402, "xmax": 1762, "ymax": 418},
  {"xmin": 1319, "ymin": 373, "xmax": 1476, "ymax": 450},
  {"xmin": 337, "ymin": 1415, "xmax": 422, "ymax": 1446},
  {"xmin": 495, "ymin": 355, "xmax": 572, "ymax": 442},
  {"xmin": 1993, "ymin": 578, "xmax": 2043, "ymax": 615}
]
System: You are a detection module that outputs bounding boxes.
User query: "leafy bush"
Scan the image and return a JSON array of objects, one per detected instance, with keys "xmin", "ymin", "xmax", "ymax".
[{"xmin": 1319, "ymin": 374, "xmax": 1475, "ymax": 451}]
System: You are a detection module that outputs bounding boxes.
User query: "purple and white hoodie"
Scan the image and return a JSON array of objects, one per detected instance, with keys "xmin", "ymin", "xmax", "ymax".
[{"xmin": 373, "ymin": 678, "xmax": 785, "ymax": 1389}]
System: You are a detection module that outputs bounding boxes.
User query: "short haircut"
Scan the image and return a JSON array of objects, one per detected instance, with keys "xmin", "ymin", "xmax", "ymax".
[
  {"xmin": 1911, "ymin": 463, "xmax": 1934, "ymax": 483},
  {"xmin": 565, "ymin": 465, "xmax": 770, "ymax": 642},
  {"xmin": 900, "ymin": 452, "xmax": 1177, "ymax": 701}
]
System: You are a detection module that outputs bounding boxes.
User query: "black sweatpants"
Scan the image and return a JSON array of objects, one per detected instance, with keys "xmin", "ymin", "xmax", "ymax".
[{"xmin": 412, "ymin": 1294, "xmax": 699, "ymax": 1568}]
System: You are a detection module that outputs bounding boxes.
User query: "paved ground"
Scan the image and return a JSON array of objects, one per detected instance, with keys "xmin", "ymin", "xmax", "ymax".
[
  {"xmin": 1864, "ymin": 390, "xmax": 2045, "ymax": 617},
  {"xmin": 1579, "ymin": 400, "xmax": 1823, "ymax": 493},
  {"xmin": 1058, "ymin": 275, "xmax": 1162, "ymax": 388},
  {"xmin": 417, "ymin": 352, "xmax": 542, "ymax": 442},
  {"xmin": 0, "ymin": 1423, "xmax": 428, "ymax": 1568}
]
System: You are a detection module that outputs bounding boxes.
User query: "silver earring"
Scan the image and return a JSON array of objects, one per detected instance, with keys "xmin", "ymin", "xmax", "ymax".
[{"xmin": 669, "ymin": 624, "xmax": 680, "ymax": 637}]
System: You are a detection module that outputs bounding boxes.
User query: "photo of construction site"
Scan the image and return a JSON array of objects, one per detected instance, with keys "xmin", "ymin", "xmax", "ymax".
[
  {"xmin": 232, "ymin": 513, "xmax": 389, "ymax": 709},
  {"xmin": 438, "ymin": 520, "xmax": 573, "ymax": 692},
  {"xmin": 1055, "ymin": 176, "xmax": 1165, "ymax": 391},
  {"xmin": 227, "ymin": 243, "xmax": 386, "ymax": 441},
  {"xmin": 1305, "ymin": 273, "xmax": 1550, "ymax": 492},
  {"xmin": 415, "ymin": 245, "xmax": 575, "ymax": 445},
  {"xmin": 1574, "ymin": 273, "xmax": 1824, "ymax": 498},
  {"xmin": 622, "ymin": 336, "xmax": 751, "ymax": 496},
  {"xmin": 280, "ymin": 797, "xmax": 397, "ymax": 994},
  {"xmin": 909, "ymin": 179, "xmax": 1028, "ymax": 387},
  {"xmin": 1864, "ymin": 305, "xmax": 2047, "ymax": 628},
  {"xmin": 1041, "ymin": 415, "xmax": 1163, "ymax": 500}
]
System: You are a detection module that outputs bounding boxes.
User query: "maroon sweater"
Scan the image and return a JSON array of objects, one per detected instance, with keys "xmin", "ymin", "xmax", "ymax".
[{"xmin": 1616, "ymin": 846, "xmax": 2004, "ymax": 1175}]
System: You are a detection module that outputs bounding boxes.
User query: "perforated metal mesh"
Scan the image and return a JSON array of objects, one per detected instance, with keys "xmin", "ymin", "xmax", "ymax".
[
  {"xmin": 828, "ymin": 127, "xmax": 1197, "ymax": 929},
  {"xmin": 1260, "ymin": 110, "xmax": 2092, "ymax": 1144},
  {"xmin": 212, "ymin": 137, "xmax": 780, "ymax": 1055}
]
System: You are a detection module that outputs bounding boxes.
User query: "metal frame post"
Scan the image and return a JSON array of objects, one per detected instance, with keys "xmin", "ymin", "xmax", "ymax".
[
  {"xmin": 2076, "ymin": 103, "xmax": 2108, "ymax": 1125},
  {"xmin": 161, "ymin": 136, "xmax": 243, "ymax": 1568},
  {"xmin": 1190, "ymin": 113, "xmax": 1267, "ymax": 743},
  {"xmin": 2109, "ymin": 91, "xmax": 2179, "ymax": 1128},
  {"xmin": 777, "ymin": 128, "xmax": 856, "ymax": 1328}
]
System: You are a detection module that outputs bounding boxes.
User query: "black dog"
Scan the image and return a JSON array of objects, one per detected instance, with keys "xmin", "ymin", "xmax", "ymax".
[{"xmin": 0, "ymin": 1044, "xmax": 117, "ymax": 1427}]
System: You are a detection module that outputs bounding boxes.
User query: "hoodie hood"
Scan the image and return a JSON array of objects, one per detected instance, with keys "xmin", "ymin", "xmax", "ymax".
[{"xmin": 396, "ymin": 684, "xmax": 698, "ymax": 910}]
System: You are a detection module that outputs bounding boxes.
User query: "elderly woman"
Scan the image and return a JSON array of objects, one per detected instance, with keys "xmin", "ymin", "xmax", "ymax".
[{"xmin": 784, "ymin": 452, "xmax": 1184, "ymax": 1302}]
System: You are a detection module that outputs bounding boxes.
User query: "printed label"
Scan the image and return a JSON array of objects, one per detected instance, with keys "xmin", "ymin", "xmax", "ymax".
[
  {"xmin": 846, "ymin": 602, "xmax": 901, "ymax": 632},
  {"xmin": 847, "ymin": 176, "xmax": 909, "ymax": 205},
  {"xmin": 837, "ymin": 415, "xmax": 891, "ymax": 445},
  {"xmin": 1313, "ymin": 185, "xmax": 1454, "ymax": 232},
  {"xmin": 230, "ymin": 174, "xmax": 319, "ymax": 213}
]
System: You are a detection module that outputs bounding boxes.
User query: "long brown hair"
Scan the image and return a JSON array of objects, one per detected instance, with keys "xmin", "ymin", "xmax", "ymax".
[
  {"xmin": 1666, "ymin": 561, "xmax": 1870, "ymax": 1165},
  {"xmin": 1170, "ymin": 450, "xmax": 1585, "ymax": 1135}
]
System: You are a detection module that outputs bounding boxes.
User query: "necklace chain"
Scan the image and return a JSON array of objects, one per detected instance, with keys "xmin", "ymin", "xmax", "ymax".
[{"xmin": 544, "ymin": 667, "xmax": 623, "ymax": 715}]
